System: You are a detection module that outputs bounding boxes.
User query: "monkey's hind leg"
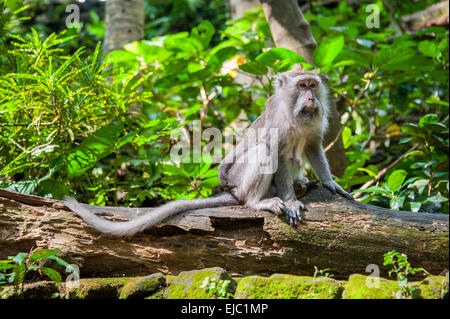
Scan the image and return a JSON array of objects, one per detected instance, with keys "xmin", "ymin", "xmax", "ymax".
[
  {"xmin": 247, "ymin": 197, "xmax": 286, "ymax": 216},
  {"xmin": 233, "ymin": 147, "xmax": 287, "ymax": 216}
]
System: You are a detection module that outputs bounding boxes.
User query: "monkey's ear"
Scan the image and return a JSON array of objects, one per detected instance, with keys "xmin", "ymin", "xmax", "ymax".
[
  {"xmin": 274, "ymin": 74, "xmax": 287, "ymax": 91},
  {"xmin": 292, "ymin": 64, "xmax": 304, "ymax": 72},
  {"xmin": 319, "ymin": 72, "xmax": 329, "ymax": 84}
]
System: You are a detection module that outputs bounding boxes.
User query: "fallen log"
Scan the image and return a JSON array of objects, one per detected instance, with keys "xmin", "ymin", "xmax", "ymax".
[{"xmin": 0, "ymin": 187, "xmax": 448, "ymax": 280}]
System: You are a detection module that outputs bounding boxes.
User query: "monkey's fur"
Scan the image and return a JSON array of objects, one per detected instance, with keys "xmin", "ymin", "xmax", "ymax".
[{"xmin": 64, "ymin": 64, "xmax": 353, "ymax": 237}]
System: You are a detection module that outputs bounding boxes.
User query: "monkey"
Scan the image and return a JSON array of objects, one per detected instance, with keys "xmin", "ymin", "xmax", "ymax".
[{"xmin": 64, "ymin": 64, "xmax": 353, "ymax": 237}]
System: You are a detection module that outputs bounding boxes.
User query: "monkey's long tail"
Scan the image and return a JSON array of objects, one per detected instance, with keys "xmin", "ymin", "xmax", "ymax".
[{"xmin": 63, "ymin": 192, "xmax": 238, "ymax": 237}]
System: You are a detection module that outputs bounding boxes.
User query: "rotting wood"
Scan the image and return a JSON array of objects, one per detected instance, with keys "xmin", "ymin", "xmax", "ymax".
[{"xmin": 0, "ymin": 187, "xmax": 448, "ymax": 280}]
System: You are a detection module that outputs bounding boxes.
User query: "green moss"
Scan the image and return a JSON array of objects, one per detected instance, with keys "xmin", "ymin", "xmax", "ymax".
[
  {"xmin": 119, "ymin": 273, "xmax": 166, "ymax": 299},
  {"xmin": 0, "ymin": 286, "xmax": 17, "ymax": 299},
  {"xmin": 163, "ymin": 267, "xmax": 237, "ymax": 299},
  {"xmin": 342, "ymin": 274, "xmax": 399, "ymax": 299},
  {"xmin": 0, "ymin": 281, "xmax": 59, "ymax": 299},
  {"xmin": 3, "ymin": 272, "xmax": 446, "ymax": 300},
  {"xmin": 413, "ymin": 275, "xmax": 449, "ymax": 299},
  {"xmin": 343, "ymin": 274, "xmax": 449, "ymax": 299},
  {"xmin": 165, "ymin": 275, "xmax": 176, "ymax": 285},
  {"xmin": 65, "ymin": 277, "xmax": 131, "ymax": 299},
  {"xmin": 234, "ymin": 274, "xmax": 343, "ymax": 299},
  {"xmin": 145, "ymin": 289, "xmax": 165, "ymax": 299}
]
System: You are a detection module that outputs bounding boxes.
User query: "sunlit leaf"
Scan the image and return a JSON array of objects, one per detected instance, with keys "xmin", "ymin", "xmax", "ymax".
[
  {"xmin": 313, "ymin": 36, "xmax": 344, "ymax": 67},
  {"xmin": 387, "ymin": 170, "xmax": 408, "ymax": 192}
]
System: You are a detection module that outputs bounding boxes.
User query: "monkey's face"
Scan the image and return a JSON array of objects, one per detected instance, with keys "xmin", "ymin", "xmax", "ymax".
[
  {"xmin": 293, "ymin": 77, "xmax": 320, "ymax": 118},
  {"xmin": 274, "ymin": 65, "xmax": 329, "ymax": 128}
]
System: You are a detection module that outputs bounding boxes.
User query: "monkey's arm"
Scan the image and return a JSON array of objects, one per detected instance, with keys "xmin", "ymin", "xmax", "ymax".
[
  {"xmin": 274, "ymin": 157, "xmax": 305, "ymax": 225},
  {"xmin": 305, "ymin": 140, "xmax": 353, "ymax": 200}
]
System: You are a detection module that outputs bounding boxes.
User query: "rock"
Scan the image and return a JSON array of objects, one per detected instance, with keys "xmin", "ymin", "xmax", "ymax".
[
  {"xmin": 342, "ymin": 274, "xmax": 449, "ymax": 299},
  {"xmin": 234, "ymin": 274, "xmax": 343, "ymax": 299},
  {"xmin": 119, "ymin": 273, "xmax": 166, "ymax": 299},
  {"xmin": 414, "ymin": 275, "xmax": 449, "ymax": 299},
  {"xmin": 0, "ymin": 281, "xmax": 59, "ymax": 299},
  {"xmin": 1, "ymin": 272, "xmax": 447, "ymax": 299},
  {"xmin": 343, "ymin": 274, "xmax": 398, "ymax": 299},
  {"xmin": 65, "ymin": 277, "xmax": 130, "ymax": 299},
  {"xmin": 163, "ymin": 267, "xmax": 237, "ymax": 299}
]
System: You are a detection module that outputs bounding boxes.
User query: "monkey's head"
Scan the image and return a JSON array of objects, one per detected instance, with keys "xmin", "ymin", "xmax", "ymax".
[{"xmin": 274, "ymin": 64, "xmax": 329, "ymax": 130}]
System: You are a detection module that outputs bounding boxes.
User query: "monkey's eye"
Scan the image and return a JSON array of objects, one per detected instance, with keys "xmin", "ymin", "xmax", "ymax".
[
  {"xmin": 299, "ymin": 82, "xmax": 307, "ymax": 88},
  {"xmin": 310, "ymin": 83, "xmax": 316, "ymax": 88}
]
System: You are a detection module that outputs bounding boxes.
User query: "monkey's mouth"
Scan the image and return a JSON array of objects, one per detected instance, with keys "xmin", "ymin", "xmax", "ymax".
[{"xmin": 300, "ymin": 107, "xmax": 318, "ymax": 116}]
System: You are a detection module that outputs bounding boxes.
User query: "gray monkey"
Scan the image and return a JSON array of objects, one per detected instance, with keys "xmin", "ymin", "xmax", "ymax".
[{"xmin": 64, "ymin": 64, "xmax": 352, "ymax": 237}]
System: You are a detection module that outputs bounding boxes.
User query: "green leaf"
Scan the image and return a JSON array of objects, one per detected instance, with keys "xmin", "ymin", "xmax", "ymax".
[
  {"xmin": 200, "ymin": 176, "xmax": 220, "ymax": 188},
  {"xmin": 423, "ymin": 195, "xmax": 448, "ymax": 204},
  {"xmin": 408, "ymin": 202, "xmax": 422, "ymax": 212},
  {"xmin": 313, "ymin": 36, "xmax": 344, "ymax": 67},
  {"xmin": 438, "ymin": 39, "xmax": 449, "ymax": 62},
  {"xmin": 342, "ymin": 127, "xmax": 352, "ymax": 147},
  {"xmin": 48, "ymin": 256, "xmax": 78, "ymax": 275},
  {"xmin": 255, "ymin": 48, "xmax": 307, "ymax": 72},
  {"xmin": 352, "ymin": 186, "xmax": 391, "ymax": 196},
  {"xmin": 13, "ymin": 263, "xmax": 26, "ymax": 286},
  {"xmin": 39, "ymin": 267, "xmax": 62, "ymax": 285},
  {"xmin": 334, "ymin": 49, "xmax": 370, "ymax": 68},
  {"xmin": 66, "ymin": 123, "xmax": 124, "ymax": 178},
  {"xmin": 3, "ymin": 180, "xmax": 38, "ymax": 195},
  {"xmin": 0, "ymin": 261, "xmax": 14, "ymax": 270},
  {"xmin": 162, "ymin": 164, "xmax": 190, "ymax": 178},
  {"xmin": 12, "ymin": 252, "xmax": 28, "ymax": 265},
  {"xmin": 401, "ymin": 123, "xmax": 425, "ymax": 139},
  {"xmin": 387, "ymin": 170, "xmax": 408, "ymax": 192},
  {"xmin": 418, "ymin": 41, "xmax": 440, "ymax": 58},
  {"xmin": 161, "ymin": 175, "xmax": 191, "ymax": 186},
  {"xmin": 39, "ymin": 180, "xmax": 70, "ymax": 200},
  {"xmin": 390, "ymin": 196, "xmax": 406, "ymax": 210},
  {"xmin": 116, "ymin": 131, "xmax": 138, "ymax": 149},
  {"xmin": 207, "ymin": 47, "xmax": 238, "ymax": 71},
  {"xmin": 4, "ymin": 0, "xmax": 23, "ymax": 10},
  {"xmin": 419, "ymin": 114, "xmax": 439, "ymax": 128},
  {"xmin": 239, "ymin": 61, "xmax": 268, "ymax": 76},
  {"xmin": 191, "ymin": 20, "xmax": 215, "ymax": 50},
  {"xmin": 357, "ymin": 165, "xmax": 379, "ymax": 177},
  {"xmin": 29, "ymin": 249, "xmax": 60, "ymax": 264},
  {"xmin": 373, "ymin": 48, "xmax": 415, "ymax": 71},
  {"xmin": 317, "ymin": 16, "xmax": 336, "ymax": 30}
]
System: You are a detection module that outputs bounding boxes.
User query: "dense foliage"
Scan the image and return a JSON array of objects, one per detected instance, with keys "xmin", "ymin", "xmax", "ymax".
[{"xmin": 0, "ymin": 1, "xmax": 448, "ymax": 214}]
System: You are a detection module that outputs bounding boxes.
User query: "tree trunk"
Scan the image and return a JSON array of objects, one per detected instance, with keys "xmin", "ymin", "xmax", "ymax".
[
  {"xmin": 260, "ymin": 0, "xmax": 316, "ymax": 64},
  {"xmin": 401, "ymin": 0, "xmax": 449, "ymax": 31},
  {"xmin": 0, "ymin": 188, "xmax": 447, "ymax": 280},
  {"xmin": 260, "ymin": 0, "xmax": 348, "ymax": 177},
  {"xmin": 104, "ymin": 0, "xmax": 145, "ymax": 55}
]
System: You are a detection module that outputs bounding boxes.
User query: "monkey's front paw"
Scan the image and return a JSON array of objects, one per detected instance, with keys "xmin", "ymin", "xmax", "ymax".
[
  {"xmin": 323, "ymin": 181, "xmax": 354, "ymax": 200},
  {"xmin": 284, "ymin": 199, "xmax": 305, "ymax": 226}
]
